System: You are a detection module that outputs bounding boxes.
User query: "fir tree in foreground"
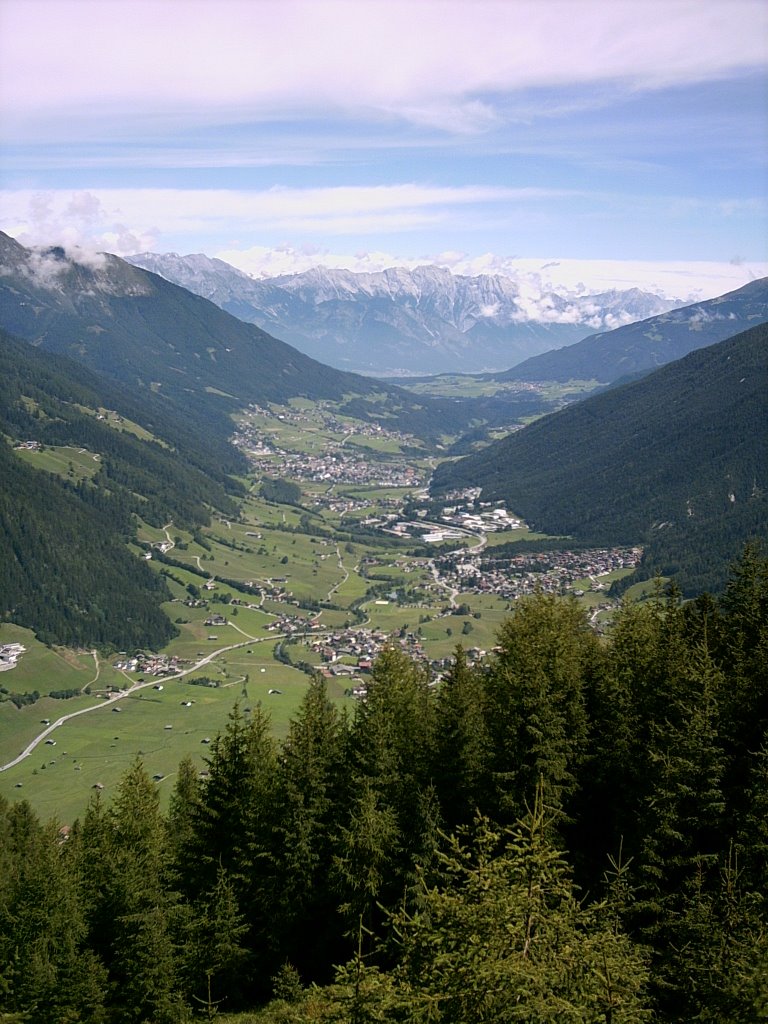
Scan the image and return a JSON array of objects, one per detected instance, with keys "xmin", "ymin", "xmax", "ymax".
[{"xmin": 0, "ymin": 546, "xmax": 766, "ymax": 1023}]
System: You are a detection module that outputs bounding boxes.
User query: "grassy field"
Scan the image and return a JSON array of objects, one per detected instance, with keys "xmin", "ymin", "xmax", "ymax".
[
  {"xmin": 0, "ymin": 624, "xmax": 129, "ymax": 710},
  {"xmin": 395, "ymin": 375, "xmax": 603, "ymax": 402},
  {"xmin": 0, "ymin": 664, "xmax": 350, "ymax": 824},
  {"xmin": 14, "ymin": 444, "xmax": 102, "ymax": 481}
]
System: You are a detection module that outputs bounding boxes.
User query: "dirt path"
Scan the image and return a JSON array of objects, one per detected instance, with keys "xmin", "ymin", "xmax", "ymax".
[{"xmin": 82, "ymin": 650, "xmax": 101, "ymax": 692}]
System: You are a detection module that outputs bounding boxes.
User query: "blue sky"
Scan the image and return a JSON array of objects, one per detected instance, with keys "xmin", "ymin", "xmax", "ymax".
[{"xmin": 1, "ymin": 0, "xmax": 766, "ymax": 297}]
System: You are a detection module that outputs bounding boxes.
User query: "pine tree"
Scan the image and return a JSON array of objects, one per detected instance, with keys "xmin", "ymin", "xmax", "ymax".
[
  {"xmin": 186, "ymin": 704, "xmax": 277, "ymax": 889},
  {"xmin": 432, "ymin": 645, "xmax": 493, "ymax": 830},
  {"xmin": 632, "ymin": 646, "xmax": 728, "ymax": 1019},
  {"xmin": 166, "ymin": 753, "xmax": 200, "ymax": 882},
  {"xmin": 719, "ymin": 543, "xmax": 768, "ymax": 835},
  {"xmin": 333, "ymin": 778, "xmax": 402, "ymax": 945},
  {"xmin": 484, "ymin": 592, "xmax": 596, "ymax": 825},
  {"xmin": 0, "ymin": 804, "xmax": 107, "ymax": 1024},
  {"xmin": 112, "ymin": 760, "xmax": 186, "ymax": 1022},
  {"xmin": 183, "ymin": 704, "xmax": 280, "ymax": 999},
  {"xmin": 76, "ymin": 759, "xmax": 187, "ymax": 1023},
  {"xmin": 382, "ymin": 786, "xmax": 651, "ymax": 1023},
  {"xmin": 182, "ymin": 866, "xmax": 251, "ymax": 1014},
  {"xmin": 273, "ymin": 679, "xmax": 350, "ymax": 979},
  {"xmin": 344, "ymin": 647, "xmax": 440, "ymax": 935}
]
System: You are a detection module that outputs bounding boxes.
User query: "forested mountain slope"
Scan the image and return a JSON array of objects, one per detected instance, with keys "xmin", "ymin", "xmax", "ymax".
[
  {"xmin": 0, "ymin": 232, "xmax": 531, "ymax": 440},
  {"xmin": 0, "ymin": 327, "xmax": 249, "ymax": 647},
  {"xmin": 433, "ymin": 323, "xmax": 768, "ymax": 594},
  {"xmin": 0, "ymin": 439, "xmax": 175, "ymax": 649},
  {"xmin": 507, "ymin": 276, "xmax": 768, "ymax": 382}
]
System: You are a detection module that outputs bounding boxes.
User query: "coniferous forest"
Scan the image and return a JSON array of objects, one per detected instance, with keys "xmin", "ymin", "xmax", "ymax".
[{"xmin": 1, "ymin": 547, "xmax": 766, "ymax": 1023}]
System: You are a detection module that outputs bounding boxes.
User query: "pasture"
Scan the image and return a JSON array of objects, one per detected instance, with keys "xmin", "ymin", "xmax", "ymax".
[{"xmin": 0, "ymin": 658, "xmax": 352, "ymax": 824}]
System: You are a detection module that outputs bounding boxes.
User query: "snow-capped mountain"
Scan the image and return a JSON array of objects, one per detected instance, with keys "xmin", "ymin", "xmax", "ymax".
[{"xmin": 127, "ymin": 252, "xmax": 678, "ymax": 375}]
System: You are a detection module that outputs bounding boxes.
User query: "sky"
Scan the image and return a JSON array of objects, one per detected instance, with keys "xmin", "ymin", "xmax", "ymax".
[{"xmin": 1, "ymin": 0, "xmax": 766, "ymax": 300}]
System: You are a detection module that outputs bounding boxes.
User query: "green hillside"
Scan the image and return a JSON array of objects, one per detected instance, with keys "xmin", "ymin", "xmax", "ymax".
[
  {"xmin": 0, "ymin": 327, "xmax": 249, "ymax": 648},
  {"xmin": 0, "ymin": 438, "xmax": 175, "ymax": 650},
  {"xmin": 432, "ymin": 324, "xmax": 768, "ymax": 594}
]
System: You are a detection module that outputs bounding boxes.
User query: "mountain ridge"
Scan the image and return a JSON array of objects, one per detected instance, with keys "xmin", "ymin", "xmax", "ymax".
[
  {"xmin": 506, "ymin": 277, "xmax": 768, "ymax": 383},
  {"xmin": 432, "ymin": 322, "xmax": 768, "ymax": 594},
  {"xmin": 127, "ymin": 251, "xmax": 677, "ymax": 375},
  {"xmin": 0, "ymin": 232, "xmax": 532, "ymax": 442}
]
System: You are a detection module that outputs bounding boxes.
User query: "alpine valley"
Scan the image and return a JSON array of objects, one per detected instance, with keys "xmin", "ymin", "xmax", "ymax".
[
  {"xmin": 0, "ymin": 231, "xmax": 767, "ymax": 1024},
  {"xmin": 0, "ymin": 230, "xmax": 765, "ymax": 647}
]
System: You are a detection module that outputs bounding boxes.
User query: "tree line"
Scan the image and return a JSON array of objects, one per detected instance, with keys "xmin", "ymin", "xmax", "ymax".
[{"xmin": 0, "ymin": 546, "xmax": 766, "ymax": 1023}]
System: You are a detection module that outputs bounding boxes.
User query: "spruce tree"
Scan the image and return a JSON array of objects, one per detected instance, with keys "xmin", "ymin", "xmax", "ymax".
[
  {"xmin": 274, "ymin": 678, "xmax": 350, "ymax": 980},
  {"xmin": 0, "ymin": 805, "xmax": 107, "ymax": 1024},
  {"xmin": 381, "ymin": 787, "xmax": 651, "ymax": 1023},
  {"xmin": 182, "ymin": 865, "xmax": 251, "ymax": 1014},
  {"xmin": 333, "ymin": 778, "xmax": 402, "ymax": 946},
  {"xmin": 344, "ymin": 647, "xmax": 440, "ymax": 935},
  {"xmin": 101, "ymin": 759, "xmax": 187, "ymax": 1024},
  {"xmin": 432, "ymin": 645, "xmax": 493, "ymax": 830},
  {"xmin": 183, "ymin": 704, "xmax": 281, "ymax": 999},
  {"xmin": 632, "ymin": 646, "xmax": 727, "ymax": 1019},
  {"xmin": 484, "ymin": 593, "xmax": 596, "ymax": 825}
]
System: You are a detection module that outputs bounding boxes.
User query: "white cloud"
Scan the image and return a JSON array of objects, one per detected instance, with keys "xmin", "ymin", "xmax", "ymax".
[
  {"xmin": 1, "ymin": 0, "xmax": 765, "ymax": 138},
  {"xmin": 0, "ymin": 184, "xmax": 575, "ymax": 253},
  {"xmin": 1, "ymin": 190, "xmax": 157, "ymax": 257}
]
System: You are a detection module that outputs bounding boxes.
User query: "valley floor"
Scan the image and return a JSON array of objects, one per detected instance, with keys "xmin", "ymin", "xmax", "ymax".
[{"xmin": 0, "ymin": 400, "xmax": 643, "ymax": 823}]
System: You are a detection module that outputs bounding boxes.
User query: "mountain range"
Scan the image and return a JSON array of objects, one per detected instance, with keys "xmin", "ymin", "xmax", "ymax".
[
  {"xmin": 0, "ymin": 231, "xmax": 544, "ymax": 441},
  {"xmin": 506, "ymin": 277, "xmax": 768, "ymax": 383},
  {"xmin": 432, "ymin": 322, "xmax": 768, "ymax": 595},
  {"xmin": 127, "ymin": 252, "xmax": 678, "ymax": 376}
]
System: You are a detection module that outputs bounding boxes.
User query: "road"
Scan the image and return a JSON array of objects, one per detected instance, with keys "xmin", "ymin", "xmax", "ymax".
[
  {"xmin": 1, "ymin": 518, "xmax": 487, "ymax": 773},
  {"xmin": 0, "ymin": 629, "xmax": 277, "ymax": 774},
  {"xmin": 422, "ymin": 520, "xmax": 487, "ymax": 609},
  {"xmin": 0, "ymin": 615, "xmax": 346, "ymax": 774}
]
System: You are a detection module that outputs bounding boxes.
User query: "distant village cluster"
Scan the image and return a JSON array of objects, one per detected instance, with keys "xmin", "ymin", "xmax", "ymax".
[
  {"xmin": 111, "ymin": 653, "xmax": 186, "ymax": 678},
  {"xmin": 252, "ymin": 447, "xmax": 420, "ymax": 488},
  {"xmin": 108, "ymin": 417, "xmax": 643, "ymax": 700},
  {"xmin": 367, "ymin": 493, "xmax": 523, "ymax": 544},
  {"xmin": 302, "ymin": 626, "xmax": 484, "ymax": 698},
  {"xmin": 0, "ymin": 643, "xmax": 26, "ymax": 672},
  {"xmin": 437, "ymin": 545, "xmax": 643, "ymax": 600},
  {"xmin": 232, "ymin": 404, "xmax": 426, "ymax": 487}
]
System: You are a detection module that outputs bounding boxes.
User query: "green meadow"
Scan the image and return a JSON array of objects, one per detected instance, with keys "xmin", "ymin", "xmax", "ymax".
[
  {"xmin": 0, "ymin": 663, "xmax": 350, "ymax": 824},
  {"xmin": 14, "ymin": 444, "xmax": 102, "ymax": 481}
]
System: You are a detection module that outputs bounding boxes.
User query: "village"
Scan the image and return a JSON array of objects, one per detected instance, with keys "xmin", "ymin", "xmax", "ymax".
[
  {"xmin": 435, "ymin": 544, "xmax": 643, "ymax": 600},
  {"xmin": 104, "ymin": 412, "xmax": 646, "ymax": 697},
  {"xmin": 0, "ymin": 643, "xmax": 26, "ymax": 672},
  {"xmin": 232, "ymin": 403, "xmax": 428, "ymax": 488}
]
